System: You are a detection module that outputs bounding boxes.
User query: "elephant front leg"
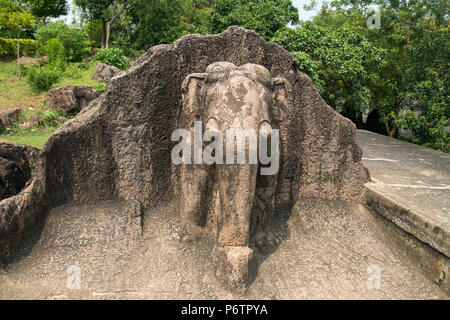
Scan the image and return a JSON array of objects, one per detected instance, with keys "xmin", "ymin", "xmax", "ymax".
[
  {"xmin": 180, "ymin": 161, "xmax": 214, "ymax": 240},
  {"xmin": 215, "ymin": 163, "xmax": 258, "ymax": 293}
]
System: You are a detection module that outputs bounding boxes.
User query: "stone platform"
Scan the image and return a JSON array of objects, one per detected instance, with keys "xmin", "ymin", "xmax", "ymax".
[
  {"xmin": 0, "ymin": 199, "xmax": 447, "ymax": 299},
  {"xmin": 357, "ymin": 130, "xmax": 449, "ymax": 293}
]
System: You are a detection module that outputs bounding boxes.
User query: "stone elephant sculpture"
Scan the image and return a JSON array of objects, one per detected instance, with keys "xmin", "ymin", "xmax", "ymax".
[{"xmin": 178, "ymin": 61, "xmax": 291, "ymax": 292}]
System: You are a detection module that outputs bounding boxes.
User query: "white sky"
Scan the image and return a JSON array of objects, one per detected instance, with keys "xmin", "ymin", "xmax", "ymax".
[{"xmin": 292, "ymin": 0, "xmax": 322, "ymax": 21}]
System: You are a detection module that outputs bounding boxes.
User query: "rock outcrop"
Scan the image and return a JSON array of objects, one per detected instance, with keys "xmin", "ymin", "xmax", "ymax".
[
  {"xmin": 18, "ymin": 56, "xmax": 47, "ymax": 68},
  {"xmin": 0, "ymin": 108, "xmax": 21, "ymax": 129},
  {"xmin": 0, "ymin": 143, "xmax": 38, "ymax": 201},
  {"xmin": 0, "ymin": 27, "xmax": 370, "ymax": 288},
  {"xmin": 44, "ymin": 86, "xmax": 100, "ymax": 113},
  {"xmin": 92, "ymin": 63, "xmax": 119, "ymax": 82}
]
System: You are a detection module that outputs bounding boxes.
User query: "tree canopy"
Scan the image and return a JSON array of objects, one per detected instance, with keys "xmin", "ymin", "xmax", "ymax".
[
  {"xmin": 26, "ymin": 0, "xmax": 68, "ymax": 22},
  {"xmin": 210, "ymin": 0, "xmax": 299, "ymax": 39},
  {"xmin": 298, "ymin": 0, "xmax": 449, "ymax": 149}
]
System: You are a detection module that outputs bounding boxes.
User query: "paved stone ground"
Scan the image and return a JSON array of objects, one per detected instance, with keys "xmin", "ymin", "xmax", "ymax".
[
  {"xmin": 357, "ymin": 130, "xmax": 449, "ymax": 258},
  {"xmin": 0, "ymin": 198, "xmax": 447, "ymax": 299}
]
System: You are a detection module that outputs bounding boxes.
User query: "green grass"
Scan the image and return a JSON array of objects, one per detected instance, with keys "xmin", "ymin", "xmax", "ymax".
[
  {"xmin": 58, "ymin": 62, "xmax": 105, "ymax": 92},
  {"xmin": 0, "ymin": 60, "xmax": 44, "ymax": 111},
  {"xmin": 0, "ymin": 128, "xmax": 56, "ymax": 149},
  {"xmin": 0, "ymin": 58, "xmax": 103, "ymax": 148},
  {"xmin": 0, "ymin": 59, "xmax": 103, "ymax": 110}
]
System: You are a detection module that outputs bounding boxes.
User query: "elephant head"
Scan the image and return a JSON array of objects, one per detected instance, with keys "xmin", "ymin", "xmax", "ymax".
[
  {"xmin": 179, "ymin": 62, "xmax": 291, "ymax": 293},
  {"xmin": 181, "ymin": 62, "xmax": 290, "ymax": 129}
]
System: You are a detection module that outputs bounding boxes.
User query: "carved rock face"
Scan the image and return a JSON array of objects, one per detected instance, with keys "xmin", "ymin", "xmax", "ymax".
[
  {"xmin": 0, "ymin": 27, "xmax": 370, "ymax": 292},
  {"xmin": 205, "ymin": 63, "xmax": 271, "ymax": 130}
]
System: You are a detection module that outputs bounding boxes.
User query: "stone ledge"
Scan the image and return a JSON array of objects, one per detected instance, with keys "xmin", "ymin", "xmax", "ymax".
[
  {"xmin": 364, "ymin": 185, "xmax": 449, "ymax": 258},
  {"xmin": 357, "ymin": 130, "xmax": 449, "ymax": 260}
]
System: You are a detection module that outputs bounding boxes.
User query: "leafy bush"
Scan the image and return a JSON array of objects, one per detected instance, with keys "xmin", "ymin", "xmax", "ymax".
[
  {"xmin": 45, "ymin": 37, "xmax": 66, "ymax": 69},
  {"xmin": 116, "ymin": 46, "xmax": 145, "ymax": 60},
  {"xmin": 26, "ymin": 65, "xmax": 61, "ymax": 92},
  {"xmin": 37, "ymin": 110, "xmax": 72, "ymax": 128},
  {"xmin": 93, "ymin": 48, "xmax": 128, "ymax": 70},
  {"xmin": 93, "ymin": 82, "xmax": 106, "ymax": 94},
  {"xmin": 395, "ymin": 72, "xmax": 450, "ymax": 151},
  {"xmin": 0, "ymin": 38, "xmax": 37, "ymax": 56},
  {"xmin": 62, "ymin": 63, "xmax": 83, "ymax": 79},
  {"xmin": 291, "ymin": 51, "xmax": 323, "ymax": 92},
  {"xmin": 272, "ymin": 24, "xmax": 385, "ymax": 123},
  {"xmin": 35, "ymin": 22, "xmax": 90, "ymax": 62},
  {"xmin": 210, "ymin": 0, "xmax": 299, "ymax": 39}
]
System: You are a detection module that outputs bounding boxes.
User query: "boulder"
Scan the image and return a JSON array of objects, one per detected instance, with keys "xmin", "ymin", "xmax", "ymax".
[
  {"xmin": 44, "ymin": 86, "xmax": 100, "ymax": 113},
  {"xmin": 92, "ymin": 63, "xmax": 119, "ymax": 82},
  {"xmin": 18, "ymin": 56, "xmax": 47, "ymax": 68},
  {"xmin": 0, "ymin": 108, "xmax": 21, "ymax": 129},
  {"xmin": 0, "ymin": 143, "xmax": 38, "ymax": 201}
]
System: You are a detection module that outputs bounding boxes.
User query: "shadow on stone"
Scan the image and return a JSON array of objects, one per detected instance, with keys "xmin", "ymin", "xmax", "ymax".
[
  {"xmin": 248, "ymin": 204, "xmax": 292, "ymax": 286},
  {"xmin": 0, "ymin": 207, "xmax": 50, "ymax": 267}
]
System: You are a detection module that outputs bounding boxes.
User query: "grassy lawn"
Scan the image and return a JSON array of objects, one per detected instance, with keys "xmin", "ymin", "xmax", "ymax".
[
  {"xmin": 0, "ymin": 128, "xmax": 56, "ymax": 149},
  {"xmin": 0, "ymin": 58, "xmax": 103, "ymax": 148},
  {"xmin": 0, "ymin": 60, "xmax": 44, "ymax": 112},
  {"xmin": 0, "ymin": 59, "xmax": 102, "ymax": 110}
]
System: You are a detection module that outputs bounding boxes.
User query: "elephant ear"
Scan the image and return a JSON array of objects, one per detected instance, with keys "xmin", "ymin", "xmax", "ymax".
[
  {"xmin": 181, "ymin": 73, "xmax": 207, "ymax": 121},
  {"xmin": 271, "ymin": 78, "xmax": 291, "ymax": 123}
]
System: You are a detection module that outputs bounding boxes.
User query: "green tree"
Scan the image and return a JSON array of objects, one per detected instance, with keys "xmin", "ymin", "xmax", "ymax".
[
  {"xmin": 75, "ymin": 0, "xmax": 129, "ymax": 49},
  {"xmin": 304, "ymin": 0, "xmax": 449, "ymax": 149},
  {"xmin": 209, "ymin": 0, "xmax": 299, "ymax": 39},
  {"xmin": 35, "ymin": 21, "xmax": 90, "ymax": 61},
  {"xmin": 272, "ymin": 22, "xmax": 385, "ymax": 126},
  {"xmin": 26, "ymin": 0, "xmax": 67, "ymax": 23},
  {"xmin": 122, "ymin": 0, "xmax": 212, "ymax": 47},
  {"xmin": 0, "ymin": 0, "xmax": 35, "ymax": 76}
]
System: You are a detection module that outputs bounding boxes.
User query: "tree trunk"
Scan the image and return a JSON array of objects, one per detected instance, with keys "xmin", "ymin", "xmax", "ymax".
[
  {"xmin": 101, "ymin": 19, "xmax": 107, "ymax": 49},
  {"xmin": 385, "ymin": 120, "xmax": 397, "ymax": 138},
  {"xmin": 355, "ymin": 112, "xmax": 364, "ymax": 129},
  {"xmin": 104, "ymin": 2, "xmax": 128, "ymax": 50},
  {"xmin": 105, "ymin": 22, "xmax": 111, "ymax": 49}
]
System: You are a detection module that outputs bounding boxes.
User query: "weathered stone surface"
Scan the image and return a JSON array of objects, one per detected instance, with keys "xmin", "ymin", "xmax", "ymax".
[
  {"xmin": 0, "ymin": 108, "xmax": 21, "ymax": 129},
  {"xmin": 0, "ymin": 144, "xmax": 39, "ymax": 236},
  {"xmin": 214, "ymin": 245, "xmax": 254, "ymax": 293},
  {"xmin": 0, "ymin": 27, "xmax": 369, "ymax": 290},
  {"xmin": 1, "ymin": 200, "xmax": 447, "ymax": 299},
  {"xmin": 358, "ymin": 130, "xmax": 449, "ymax": 259},
  {"xmin": 92, "ymin": 63, "xmax": 119, "ymax": 82},
  {"xmin": 44, "ymin": 86, "xmax": 100, "ymax": 113},
  {"xmin": 0, "ymin": 144, "xmax": 36, "ymax": 201}
]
